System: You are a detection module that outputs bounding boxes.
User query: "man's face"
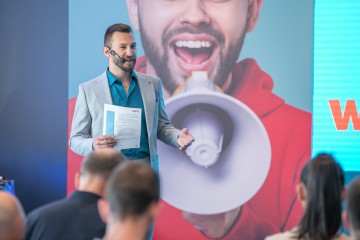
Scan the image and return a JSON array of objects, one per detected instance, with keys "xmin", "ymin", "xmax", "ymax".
[
  {"xmin": 108, "ymin": 32, "xmax": 137, "ymax": 72},
  {"xmin": 133, "ymin": 0, "xmax": 252, "ymax": 95},
  {"xmin": 182, "ymin": 207, "xmax": 241, "ymax": 238}
]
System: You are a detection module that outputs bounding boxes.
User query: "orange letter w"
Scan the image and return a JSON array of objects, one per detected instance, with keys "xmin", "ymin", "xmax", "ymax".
[{"xmin": 329, "ymin": 100, "xmax": 360, "ymax": 130}]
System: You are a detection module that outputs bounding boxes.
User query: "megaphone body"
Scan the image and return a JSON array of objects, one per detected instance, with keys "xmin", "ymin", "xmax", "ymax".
[{"xmin": 158, "ymin": 72, "xmax": 271, "ymax": 215}]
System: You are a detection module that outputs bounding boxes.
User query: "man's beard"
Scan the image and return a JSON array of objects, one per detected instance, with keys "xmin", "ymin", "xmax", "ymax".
[
  {"xmin": 114, "ymin": 56, "xmax": 136, "ymax": 72},
  {"xmin": 139, "ymin": 21, "xmax": 246, "ymax": 95}
]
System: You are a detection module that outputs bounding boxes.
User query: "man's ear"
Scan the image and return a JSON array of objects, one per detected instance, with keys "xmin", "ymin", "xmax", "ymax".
[
  {"xmin": 126, "ymin": 0, "xmax": 140, "ymax": 30},
  {"xmin": 149, "ymin": 201, "xmax": 161, "ymax": 220},
  {"xmin": 296, "ymin": 183, "xmax": 307, "ymax": 202},
  {"xmin": 74, "ymin": 172, "xmax": 80, "ymax": 190},
  {"xmin": 103, "ymin": 46, "xmax": 111, "ymax": 58},
  {"xmin": 98, "ymin": 198, "xmax": 109, "ymax": 224},
  {"xmin": 246, "ymin": 0, "xmax": 263, "ymax": 33}
]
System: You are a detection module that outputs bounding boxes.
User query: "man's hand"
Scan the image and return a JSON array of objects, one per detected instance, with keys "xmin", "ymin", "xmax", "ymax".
[
  {"xmin": 92, "ymin": 135, "xmax": 117, "ymax": 150},
  {"xmin": 178, "ymin": 128, "xmax": 194, "ymax": 150}
]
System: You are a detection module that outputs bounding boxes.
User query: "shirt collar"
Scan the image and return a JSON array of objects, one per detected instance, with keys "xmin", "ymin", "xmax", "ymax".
[{"xmin": 106, "ymin": 68, "xmax": 137, "ymax": 86}]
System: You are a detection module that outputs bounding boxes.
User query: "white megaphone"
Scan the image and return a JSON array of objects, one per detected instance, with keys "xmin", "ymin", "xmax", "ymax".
[{"xmin": 158, "ymin": 71, "xmax": 271, "ymax": 214}]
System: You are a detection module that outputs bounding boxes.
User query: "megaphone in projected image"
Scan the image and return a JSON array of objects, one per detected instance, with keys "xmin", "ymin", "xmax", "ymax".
[{"xmin": 158, "ymin": 71, "xmax": 271, "ymax": 214}]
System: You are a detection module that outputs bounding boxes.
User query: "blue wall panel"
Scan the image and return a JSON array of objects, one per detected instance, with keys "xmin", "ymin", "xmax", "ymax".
[{"xmin": 0, "ymin": 0, "xmax": 68, "ymax": 212}]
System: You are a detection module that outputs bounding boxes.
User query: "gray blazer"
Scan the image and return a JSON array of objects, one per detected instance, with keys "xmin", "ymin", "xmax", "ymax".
[{"xmin": 69, "ymin": 71, "xmax": 180, "ymax": 170}]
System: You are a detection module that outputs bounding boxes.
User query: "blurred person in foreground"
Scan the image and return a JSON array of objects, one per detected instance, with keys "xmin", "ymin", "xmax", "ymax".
[
  {"xmin": 25, "ymin": 149, "xmax": 125, "ymax": 240},
  {"xmin": 0, "ymin": 191, "xmax": 25, "ymax": 240},
  {"xmin": 97, "ymin": 161, "xmax": 160, "ymax": 240},
  {"xmin": 343, "ymin": 176, "xmax": 360, "ymax": 240},
  {"xmin": 266, "ymin": 153, "xmax": 349, "ymax": 240}
]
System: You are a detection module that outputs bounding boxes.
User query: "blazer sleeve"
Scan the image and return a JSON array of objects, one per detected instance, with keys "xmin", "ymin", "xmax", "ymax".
[
  {"xmin": 69, "ymin": 84, "xmax": 94, "ymax": 156},
  {"xmin": 156, "ymin": 78, "xmax": 180, "ymax": 148}
]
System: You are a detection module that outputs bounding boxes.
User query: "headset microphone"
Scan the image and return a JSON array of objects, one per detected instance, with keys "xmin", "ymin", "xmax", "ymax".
[{"xmin": 109, "ymin": 50, "xmax": 126, "ymax": 64}]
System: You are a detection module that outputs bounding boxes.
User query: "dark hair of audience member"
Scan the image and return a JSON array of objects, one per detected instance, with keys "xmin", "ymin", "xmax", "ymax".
[
  {"xmin": 297, "ymin": 153, "xmax": 344, "ymax": 240},
  {"xmin": 80, "ymin": 150, "xmax": 126, "ymax": 179},
  {"xmin": 106, "ymin": 161, "xmax": 160, "ymax": 220},
  {"xmin": 347, "ymin": 176, "xmax": 360, "ymax": 239},
  {"xmin": 104, "ymin": 23, "xmax": 133, "ymax": 47}
]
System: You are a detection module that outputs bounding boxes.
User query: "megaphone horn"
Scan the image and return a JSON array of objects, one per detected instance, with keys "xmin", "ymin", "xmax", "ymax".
[{"xmin": 158, "ymin": 71, "xmax": 271, "ymax": 214}]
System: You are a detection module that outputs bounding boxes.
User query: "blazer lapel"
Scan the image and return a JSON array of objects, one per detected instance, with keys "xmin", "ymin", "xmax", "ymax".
[
  {"xmin": 137, "ymin": 73, "xmax": 155, "ymax": 136},
  {"xmin": 92, "ymin": 72, "xmax": 113, "ymax": 108}
]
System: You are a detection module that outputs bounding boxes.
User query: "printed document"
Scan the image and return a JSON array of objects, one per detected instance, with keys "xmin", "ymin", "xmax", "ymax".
[{"xmin": 103, "ymin": 104, "xmax": 141, "ymax": 150}]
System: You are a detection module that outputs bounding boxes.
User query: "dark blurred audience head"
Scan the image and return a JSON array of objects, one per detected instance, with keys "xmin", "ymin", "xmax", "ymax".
[
  {"xmin": 297, "ymin": 153, "xmax": 345, "ymax": 240},
  {"xmin": 98, "ymin": 161, "xmax": 160, "ymax": 240},
  {"xmin": 0, "ymin": 191, "xmax": 25, "ymax": 240},
  {"xmin": 75, "ymin": 148, "xmax": 126, "ymax": 196},
  {"xmin": 345, "ymin": 176, "xmax": 360, "ymax": 240}
]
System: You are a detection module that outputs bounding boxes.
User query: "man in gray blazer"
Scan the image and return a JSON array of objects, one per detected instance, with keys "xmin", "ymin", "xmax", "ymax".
[{"xmin": 69, "ymin": 23, "xmax": 193, "ymax": 171}]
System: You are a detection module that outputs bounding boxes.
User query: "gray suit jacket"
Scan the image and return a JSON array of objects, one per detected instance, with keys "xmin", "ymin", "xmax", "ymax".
[{"xmin": 69, "ymin": 71, "xmax": 180, "ymax": 170}]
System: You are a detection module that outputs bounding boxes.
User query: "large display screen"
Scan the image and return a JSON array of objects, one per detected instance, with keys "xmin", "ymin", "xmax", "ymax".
[{"xmin": 313, "ymin": 0, "xmax": 360, "ymax": 171}]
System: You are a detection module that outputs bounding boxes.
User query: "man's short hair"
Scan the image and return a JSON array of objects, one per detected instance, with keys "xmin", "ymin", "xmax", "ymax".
[
  {"xmin": 80, "ymin": 149, "xmax": 126, "ymax": 180},
  {"xmin": 106, "ymin": 161, "xmax": 160, "ymax": 220},
  {"xmin": 104, "ymin": 23, "xmax": 133, "ymax": 47},
  {"xmin": 347, "ymin": 176, "xmax": 360, "ymax": 234}
]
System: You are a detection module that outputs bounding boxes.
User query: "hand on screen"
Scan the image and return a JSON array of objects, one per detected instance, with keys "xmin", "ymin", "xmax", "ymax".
[{"xmin": 182, "ymin": 207, "xmax": 242, "ymax": 238}]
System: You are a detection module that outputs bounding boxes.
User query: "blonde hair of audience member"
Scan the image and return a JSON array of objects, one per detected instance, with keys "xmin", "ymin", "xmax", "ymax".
[
  {"xmin": 98, "ymin": 161, "xmax": 161, "ymax": 240},
  {"xmin": 266, "ymin": 153, "xmax": 349, "ymax": 240},
  {"xmin": 0, "ymin": 191, "xmax": 25, "ymax": 240},
  {"xmin": 344, "ymin": 176, "xmax": 360, "ymax": 240}
]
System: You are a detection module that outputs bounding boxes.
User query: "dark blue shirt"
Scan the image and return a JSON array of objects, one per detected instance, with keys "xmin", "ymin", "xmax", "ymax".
[
  {"xmin": 106, "ymin": 69, "xmax": 149, "ymax": 159},
  {"xmin": 24, "ymin": 191, "xmax": 105, "ymax": 240}
]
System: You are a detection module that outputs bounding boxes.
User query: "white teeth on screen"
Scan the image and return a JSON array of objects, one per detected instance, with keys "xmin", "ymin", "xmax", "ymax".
[{"xmin": 175, "ymin": 41, "xmax": 211, "ymax": 48}]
